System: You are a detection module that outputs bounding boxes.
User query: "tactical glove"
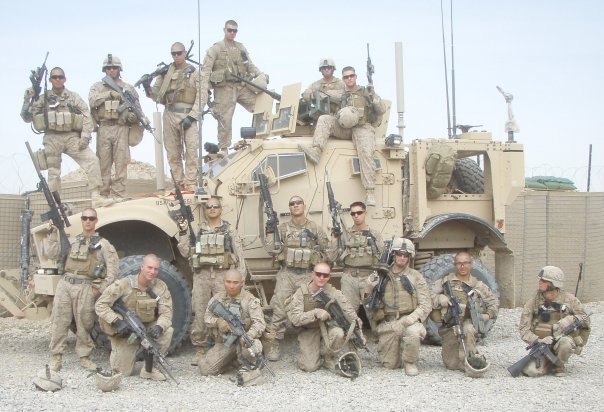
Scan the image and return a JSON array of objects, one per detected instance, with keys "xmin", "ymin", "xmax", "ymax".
[
  {"xmin": 180, "ymin": 115, "xmax": 195, "ymax": 129},
  {"xmin": 146, "ymin": 325, "xmax": 163, "ymax": 339},
  {"xmin": 438, "ymin": 294, "xmax": 451, "ymax": 307},
  {"xmin": 313, "ymin": 308, "xmax": 331, "ymax": 322},
  {"xmin": 113, "ymin": 319, "xmax": 130, "ymax": 338},
  {"xmin": 537, "ymin": 336, "xmax": 553, "ymax": 345},
  {"xmin": 127, "ymin": 112, "xmax": 138, "ymax": 124},
  {"xmin": 217, "ymin": 318, "xmax": 232, "ymax": 334},
  {"xmin": 553, "ymin": 315, "xmax": 577, "ymax": 339},
  {"xmin": 109, "ymin": 90, "xmax": 122, "ymax": 100}
]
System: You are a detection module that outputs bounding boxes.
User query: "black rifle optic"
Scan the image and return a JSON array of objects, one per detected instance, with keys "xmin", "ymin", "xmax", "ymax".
[
  {"xmin": 208, "ymin": 299, "xmax": 275, "ymax": 377},
  {"xmin": 168, "ymin": 170, "xmax": 195, "ymax": 247},
  {"xmin": 258, "ymin": 173, "xmax": 282, "ymax": 256},
  {"xmin": 25, "ymin": 141, "xmax": 71, "ymax": 275}
]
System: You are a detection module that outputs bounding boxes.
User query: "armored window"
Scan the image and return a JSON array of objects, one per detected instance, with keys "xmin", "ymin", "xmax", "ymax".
[
  {"xmin": 351, "ymin": 158, "xmax": 381, "ymax": 175},
  {"xmin": 252, "ymin": 153, "xmax": 306, "ymax": 181}
]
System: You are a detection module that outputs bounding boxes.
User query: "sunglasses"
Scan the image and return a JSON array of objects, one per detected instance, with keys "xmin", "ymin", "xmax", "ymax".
[
  {"xmin": 314, "ymin": 271, "xmax": 330, "ymax": 279},
  {"xmin": 394, "ymin": 250, "xmax": 410, "ymax": 257},
  {"xmin": 350, "ymin": 210, "xmax": 364, "ymax": 216},
  {"xmin": 50, "ymin": 75, "xmax": 65, "ymax": 80},
  {"xmin": 205, "ymin": 204, "xmax": 221, "ymax": 209},
  {"xmin": 226, "ymin": 28, "xmax": 238, "ymax": 33},
  {"xmin": 455, "ymin": 261, "xmax": 472, "ymax": 267},
  {"xmin": 342, "ymin": 74, "xmax": 356, "ymax": 80},
  {"xmin": 289, "ymin": 200, "xmax": 304, "ymax": 206},
  {"xmin": 171, "ymin": 51, "xmax": 184, "ymax": 57},
  {"xmin": 81, "ymin": 216, "xmax": 97, "ymax": 222}
]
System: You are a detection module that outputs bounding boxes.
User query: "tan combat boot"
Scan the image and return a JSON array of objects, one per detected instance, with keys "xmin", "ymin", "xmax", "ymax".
[
  {"xmin": 91, "ymin": 190, "xmax": 115, "ymax": 208},
  {"xmin": 190, "ymin": 347, "xmax": 207, "ymax": 366},
  {"xmin": 262, "ymin": 336, "xmax": 281, "ymax": 362},
  {"xmin": 79, "ymin": 356, "xmax": 97, "ymax": 371},
  {"xmin": 365, "ymin": 189, "xmax": 376, "ymax": 206},
  {"xmin": 140, "ymin": 368, "xmax": 167, "ymax": 381},
  {"xmin": 298, "ymin": 144, "xmax": 321, "ymax": 164},
  {"xmin": 404, "ymin": 362, "xmax": 419, "ymax": 376},
  {"xmin": 49, "ymin": 354, "xmax": 62, "ymax": 372},
  {"xmin": 553, "ymin": 364, "xmax": 566, "ymax": 377}
]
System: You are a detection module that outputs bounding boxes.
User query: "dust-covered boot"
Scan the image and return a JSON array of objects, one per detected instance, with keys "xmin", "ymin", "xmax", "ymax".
[
  {"xmin": 91, "ymin": 190, "xmax": 114, "ymax": 208},
  {"xmin": 190, "ymin": 347, "xmax": 207, "ymax": 366},
  {"xmin": 298, "ymin": 144, "xmax": 322, "ymax": 164},
  {"xmin": 553, "ymin": 364, "xmax": 567, "ymax": 377},
  {"xmin": 49, "ymin": 354, "xmax": 62, "ymax": 372},
  {"xmin": 262, "ymin": 332, "xmax": 281, "ymax": 362},
  {"xmin": 404, "ymin": 362, "xmax": 419, "ymax": 376},
  {"xmin": 79, "ymin": 356, "xmax": 97, "ymax": 371},
  {"xmin": 140, "ymin": 352, "xmax": 166, "ymax": 381}
]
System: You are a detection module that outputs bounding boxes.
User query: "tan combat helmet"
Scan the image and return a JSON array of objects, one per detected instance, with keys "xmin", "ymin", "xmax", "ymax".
[
  {"xmin": 538, "ymin": 266, "xmax": 564, "ymax": 288},
  {"xmin": 391, "ymin": 237, "xmax": 416, "ymax": 257},
  {"xmin": 95, "ymin": 370, "xmax": 123, "ymax": 392},
  {"xmin": 336, "ymin": 106, "xmax": 360, "ymax": 129},
  {"xmin": 102, "ymin": 54, "xmax": 123, "ymax": 72},
  {"xmin": 319, "ymin": 58, "xmax": 336, "ymax": 70},
  {"xmin": 33, "ymin": 365, "xmax": 62, "ymax": 392}
]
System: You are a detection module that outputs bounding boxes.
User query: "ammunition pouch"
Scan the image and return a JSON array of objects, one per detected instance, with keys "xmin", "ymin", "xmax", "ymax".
[
  {"xmin": 34, "ymin": 148, "xmax": 49, "ymax": 171},
  {"xmin": 135, "ymin": 298, "xmax": 157, "ymax": 323},
  {"xmin": 285, "ymin": 248, "xmax": 313, "ymax": 269},
  {"xmin": 34, "ymin": 111, "xmax": 84, "ymax": 132},
  {"xmin": 210, "ymin": 70, "xmax": 228, "ymax": 87}
]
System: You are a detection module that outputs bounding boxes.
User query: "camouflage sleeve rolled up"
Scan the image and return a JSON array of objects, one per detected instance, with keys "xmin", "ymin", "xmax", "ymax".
[
  {"xmin": 155, "ymin": 281, "xmax": 173, "ymax": 332},
  {"xmin": 302, "ymin": 79, "xmax": 322, "ymax": 102},
  {"xmin": 246, "ymin": 294, "xmax": 266, "ymax": 340},
  {"xmin": 230, "ymin": 227, "xmax": 247, "ymax": 277},
  {"xmin": 239, "ymin": 43, "xmax": 261, "ymax": 79},
  {"xmin": 408, "ymin": 269, "xmax": 432, "ymax": 322},
  {"xmin": 43, "ymin": 231, "xmax": 61, "ymax": 261},
  {"xmin": 88, "ymin": 81, "xmax": 112, "ymax": 110},
  {"xmin": 150, "ymin": 72, "xmax": 165, "ymax": 104},
  {"xmin": 176, "ymin": 233, "xmax": 192, "ymax": 259},
  {"xmin": 474, "ymin": 279, "xmax": 499, "ymax": 320},
  {"xmin": 519, "ymin": 295, "xmax": 539, "ymax": 343},
  {"xmin": 97, "ymin": 238, "xmax": 118, "ymax": 292},
  {"xmin": 287, "ymin": 288, "xmax": 317, "ymax": 327}
]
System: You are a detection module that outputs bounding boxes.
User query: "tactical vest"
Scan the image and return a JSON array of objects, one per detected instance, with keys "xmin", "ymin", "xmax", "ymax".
[
  {"xmin": 190, "ymin": 222, "xmax": 235, "ymax": 270},
  {"xmin": 124, "ymin": 277, "xmax": 158, "ymax": 324},
  {"xmin": 32, "ymin": 92, "xmax": 84, "ymax": 132},
  {"xmin": 220, "ymin": 298, "xmax": 250, "ymax": 330},
  {"xmin": 93, "ymin": 86, "xmax": 122, "ymax": 122},
  {"xmin": 443, "ymin": 279, "xmax": 472, "ymax": 320},
  {"xmin": 341, "ymin": 87, "xmax": 376, "ymax": 126},
  {"xmin": 65, "ymin": 235, "xmax": 101, "ymax": 278},
  {"xmin": 162, "ymin": 65, "xmax": 197, "ymax": 105},
  {"xmin": 531, "ymin": 300, "xmax": 568, "ymax": 339},
  {"xmin": 209, "ymin": 42, "xmax": 248, "ymax": 87},
  {"xmin": 342, "ymin": 230, "xmax": 378, "ymax": 268},
  {"xmin": 278, "ymin": 221, "xmax": 321, "ymax": 269},
  {"xmin": 382, "ymin": 271, "xmax": 417, "ymax": 316}
]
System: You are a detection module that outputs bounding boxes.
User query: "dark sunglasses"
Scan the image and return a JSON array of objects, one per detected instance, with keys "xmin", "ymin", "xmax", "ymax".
[
  {"xmin": 394, "ymin": 250, "xmax": 410, "ymax": 257},
  {"xmin": 314, "ymin": 271, "xmax": 330, "ymax": 279},
  {"xmin": 342, "ymin": 74, "xmax": 356, "ymax": 80},
  {"xmin": 289, "ymin": 200, "xmax": 304, "ymax": 206},
  {"xmin": 350, "ymin": 211, "xmax": 364, "ymax": 216},
  {"xmin": 205, "ymin": 204, "xmax": 221, "ymax": 209},
  {"xmin": 50, "ymin": 75, "xmax": 65, "ymax": 80},
  {"xmin": 171, "ymin": 51, "xmax": 184, "ymax": 57},
  {"xmin": 81, "ymin": 216, "xmax": 97, "ymax": 222},
  {"xmin": 226, "ymin": 28, "xmax": 238, "ymax": 33}
]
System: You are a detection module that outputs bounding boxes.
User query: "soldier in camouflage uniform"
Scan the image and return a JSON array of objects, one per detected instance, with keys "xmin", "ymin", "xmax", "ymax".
[
  {"xmin": 262, "ymin": 195, "xmax": 336, "ymax": 361},
  {"xmin": 198, "ymin": 269, "xmax": 265, "ymax": 382},
  {"xmin": 95, "ymin": 254, "xmax": 173, "ymax": 381},
  {"xmin": 299, "ymin": 66, "xmax": 388, "ymax": 206},
  {"xmin": 301, "ymin": 58, "xmax": 345, "ymax": 113},
  {"xmin": 199, "ymin": 20, "xmax": 267, "ymax": 155},
  {"xmin": 144, "ymin": 42, "xmax": 201, "ymax": 191},
  {"xmin": 176, "ymin": 197, "xmax": 246, "ymax": 366},
  {"xmin": 21, "ymin": 67, "xmax": 111, "ymax": 207},
  {"xmin": 365, "ymin": 238, "xmax": 431, "ymax": 375},
  {"xmin": 518, "ymin": 266, "xmax": 590, "ymax": 377},
  {"xmin": 45, "ymin": 207, "xmax": 118, "ymax": 372},
  {"xmin": 431, "ymin": 251, "xmax": 499, "ymax": 376},
  {"xmin": 89, "ymin": 54, "xmax": 144, "ymax": 201},
  {"xmin": 286, "ymin": 262, "xmax": 363, "ymax": 372}
]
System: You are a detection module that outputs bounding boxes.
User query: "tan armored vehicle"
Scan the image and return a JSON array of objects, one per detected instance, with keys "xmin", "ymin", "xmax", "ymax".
[{"xmin": 26, "ymin": 50, "xmax": 524, "ymax": 350}]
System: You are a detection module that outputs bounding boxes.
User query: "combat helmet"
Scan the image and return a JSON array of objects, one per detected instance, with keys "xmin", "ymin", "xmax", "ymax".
[
  {"xmin": 319, "ymin": 58, "xmax": 336, "ymax": 70},
  {"xmin": 464, "ymin": 352, "xmax": 490, "ymax": 378},
  {"xmin": 336, "ymin": 106, "xmax": 360, "ymax": 129},
  {"xmin": 538, "ymin": 265, "xmax": 564, "ymax": 288},
  {"xmin": 391, "ymin": 237, "xmax": 415, "ymax": 258},
  {"xmin": 95, "ymin": 370, "xmax": 122, "ymax": 392},
  {"xmin": 337, "ymin": 351, "xmax": 362, "ymax": 379},
  {"xmin": 33, "ymin": 365, "xmax": 62, "ymax": 392},
  {"xmin": 102, "ymin": 54, "xmax": 123, "ymax": 72}
]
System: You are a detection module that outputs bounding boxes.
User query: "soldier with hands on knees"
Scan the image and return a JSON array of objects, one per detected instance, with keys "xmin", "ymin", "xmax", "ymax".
[
  {"xmin": 365, "ymin": 238, "xmax": 430, "ymax": 376},
  {"xmin": 518, "ymin": 266, "xmax": 590, "ymax": 377},
  {"xmin": 176, "ymin": 197, "xmax": 246, "ymax": 365},
  {"xmin": 95, "ymin": 254, "xmax": 174, "ymax": 381},
  {"xmin": 301, "ymin": 58, "xmax": 345, "ymax": 112},
  {"xmin": 198, "ymin": 269, "xmax": 266, "ymax": 386},
  {"xmin": 145, "ymin": 42, "xmax": 201, "ymax": 191},
  {"xmin": 45, "ymin": 207, "xmax": 118, "ymax": 372}
]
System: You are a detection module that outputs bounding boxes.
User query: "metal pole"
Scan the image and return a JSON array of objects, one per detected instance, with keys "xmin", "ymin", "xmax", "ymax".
[
  {"xmin": 587, "ymin": 143, "xmax": 592, "ymax": 192},
  {"xmin": 153, "ymin": 112, "xmax": 165, "ymax": 191},
  {"xmin": 394, "ymin": 42, "xmax": 405, "ymax": 141}
]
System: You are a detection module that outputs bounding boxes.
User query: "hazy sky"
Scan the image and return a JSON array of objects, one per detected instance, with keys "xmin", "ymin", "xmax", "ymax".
[{"xmin": 2, "ymin": 0, "xmax": 602, "ymax": 194}]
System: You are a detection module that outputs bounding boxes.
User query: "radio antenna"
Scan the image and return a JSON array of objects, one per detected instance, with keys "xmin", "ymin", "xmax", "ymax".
[{"xmin": 440, "ymin": 0, "xmax": 452, "ymax": 138}]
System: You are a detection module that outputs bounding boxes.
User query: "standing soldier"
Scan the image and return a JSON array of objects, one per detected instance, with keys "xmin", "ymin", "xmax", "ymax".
[
  {"xmin": 365, "ymin": 238, "xmax": 431, "ymax": 375},
  {"xmin": 177, "ymin": 197, "xmax": 246, "ymax": 366},
  {"xmin": 432, "ymin": 251, "xmax": 498, "ymax": 377},
  {"xmin": 95, "ymin": 254, "xmax": 173, "ymax": 381},
  {"xmin": 286, "ymin": 262, "xmax": 363, "ymax": 373},
  {"xmin": 518, "ymin": 266, "xmax": 590, "ymax": 377},
  {"xmin": 199, "ymin": 269, "xmax": 266, "ymax": 387},
  {"xmin": 199, "ymin": 20, "xmax": 267, "ymax": 156},
  {"xmin": 21, "ymin": 67, "xmax": 112, "ymax": 207},
  {"xmin": 262, "ymin": 195, "xmax": 335, "ymax": 361},
  {"xmin": 299, "ymin": 66, "xmax": 388, "ymax": 206},
  {"xmin": 144, "ymin": 42, "xmax": 201, "ymax": 191},
  {"xmin": 45, "ymin": 207, "xmax": 118, "ymax": 372},
  {"xmin": 301, "ymin": 58, "xmax": 345, "ymax": 113},
  {"xmin": 89, "ymin": 54, "xmax": 144, "ymax": 201},
  {"xmin": 338, "ymin": 201, "xmax": 383, "ymax": 317}
]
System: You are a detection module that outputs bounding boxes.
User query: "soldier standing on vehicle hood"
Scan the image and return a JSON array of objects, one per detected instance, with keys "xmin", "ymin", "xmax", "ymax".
[
  {"xmin": 199, "ymin": 20, "xmax": 267, "ymax": 156},
  {"xmin": 301, "ymin": 58, "xmax": 345, "ymax": 112},
  {"xmin": 89, "ymin": 55, "xmax": 144, "ymax": 201},
  {"xmin": 144, "ymin": 42, "xmax": 201, "ymax": 191}
]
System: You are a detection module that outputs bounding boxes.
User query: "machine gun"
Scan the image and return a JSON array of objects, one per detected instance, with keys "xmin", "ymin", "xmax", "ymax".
[
  {"xmin": 229, "ymin": 72, "xmax": 281, "ymax": 101},
  {"xmin": 312, "ymin": 288, "xmax": 367, "ymax": 352},
  {"xmin": 25, "ymin": 141, "xmax": 71, "ymax": 275},
  {"xmin": 366, "ymin": 43, "xmax": 374, "ymax": 87},
  {"xmin": 258, "ymin": 173, "xmax": 282, "ymax": 256},
  {"xmin": 168, "ymin": 170, "xmax": 195, "ymax": 247},
  {"xmin": 112, "ymin": 298, "xmax": 178, "ymax": 384},
  {"xmin": 19, "ymin": 192, "xmax": 37, "ymax": 290},
  {"xmin": 134, "ymin": 40, "xmax": 200, "ymax": 88},
  {"xmin": 208, "ymin": 299, "xmax": 275, "ymax": 377},
  {"xmin": 507, "ymin": 315, "xmax": 589, "ymax": 377},
  {"xmin": 364, "ymin": 239, "xmax": 393, "ymax": 313},
  {"xmin": 26, "ymin": 52, "xmax": 49, "ymax": 112},
  {"xmin": 325, "ymin": 171, "xmax": 346, "ymax": 257}
]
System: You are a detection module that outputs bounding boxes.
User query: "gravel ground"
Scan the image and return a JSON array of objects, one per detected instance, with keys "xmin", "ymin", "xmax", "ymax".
[{"xmin": 0, "ymin": 302, "xmax": 601, "ymax": 412}]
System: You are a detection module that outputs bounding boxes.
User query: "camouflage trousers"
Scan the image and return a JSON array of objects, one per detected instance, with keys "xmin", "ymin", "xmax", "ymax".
[
  {"xmin": 162, "ymin": 109, "xmax": 199, "ymax": 188},
  {"xmin": 311, "ymin": 115, "xmax": 376, "ymax": 189},
  {"xmin": 297, "ymin": 325, "xmax": 345, "ymax": 372},
  {"xmin": 198, "ymin": 336, "xmax": 262, "ymax": 376},
  {"xmin": 108, "ymin": 326, "xmax": 173, "ymax": 376},
  {"xmin": 439, "ymin": 319, "xmax": 478, "ymax": 370},
  {"xmin": 522, "ymin": 336, "xmax": 577, "ymax": 377},
  {"xmin": 268, "ymin": 268, "xmax": 312, "ymax": 339},
  {"xmin": 340, "ymin": 268, "xmax": 374, "ymax": 311},
  {"xmin": 190, "ymin": 268, "xmax": 226, "ymax": 348},
  {"xmin": 213, "ymin": 83, "xmax": 256, "ymax": 150},
  {"xmin": 96, "ymin": 124, "xmax": 130, "ymax": 197},
  {"xmin": 43, "ymin": 131, "xmax": 102, "ymax": 193},
  {"xmin": 376, "ymin": 319, "xmax": 426, "ymax": 369},
  {"xmin": 49, "ymin": 277, "xmax": 96, "ymax": 358}
]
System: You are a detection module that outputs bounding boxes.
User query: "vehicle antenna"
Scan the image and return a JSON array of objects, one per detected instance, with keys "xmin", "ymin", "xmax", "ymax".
[{"xmin": 440, "ymin": 0, "xmax": 452, "ymax": 139}]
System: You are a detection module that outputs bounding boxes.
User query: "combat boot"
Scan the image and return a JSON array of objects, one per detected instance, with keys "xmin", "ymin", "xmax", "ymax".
[
  {"xmin": 404, "ymin": 362, "xmax": 419, "ymax": 376},
  {"xmin": 298, "ymin": 144, "xmax": 321, "ymax": 164},
  {"xmin": 79, "ymin": 356, "xmax": 97, "ymax": 371},
  {"xmin": 49, "ymin": 354, "xmax": 62, "ymax": 372},
  {"xmin": 365, "ymin": 189, "xmax": 376, "ymax": 206},
  {"xmin": 553, "ymin": 364, "xmax": 566, "ymax": 377},
  {"xmin": 263, "ymin": 338, "xmax": 281, "ymax": 362},
  {"xmin": 91, "ymin": 190, "xmax": 115, "ymax": 208},
  {"xmin": 140, "ymin": 352, "xmax": 166, "ymax": 381},
  {"xmin": 190, "ymin": 347, "xmax": 207, "ymax": 366},
  {"xmin": 217, "ymin": 148, "xmax": 228, "ymax": 159}
]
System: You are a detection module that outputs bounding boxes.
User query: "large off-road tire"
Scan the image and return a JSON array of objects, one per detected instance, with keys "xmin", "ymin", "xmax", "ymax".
[
  {"xmin": 451, "ymin": 158, "xmax": 484, "ymax": 194},
  {"xmin": 419, "ymin": 254, "xmax": 498, "ymax": 345}
]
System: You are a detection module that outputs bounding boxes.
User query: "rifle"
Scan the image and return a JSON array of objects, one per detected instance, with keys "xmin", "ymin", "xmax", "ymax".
[
  {"xmin": 325, "ymin": 171, "xmax": 346, "ymax": 257},
  {"xmin": 112, "ymin": 298, "xmax": 179, "ymax": 384},
  {"xmin": 364, "ymin": 239, "xmax": 393, "ymax": 313},
  {"xmin": 508, "ymin": 315, "xmax": 589, "ymax": 377},
  {"xmin": 168, "ymin": 170, "xmax": 196, "ymax": 247},
  {"xmin": 312, "ymin": 288, "xmax": 367, "ymax": 352},
  {"xmin": 443, "ymin": 281, "xmax": 468, "ymax": 357},
  {"xmin": 208, "ymin": 299, "xmax": 275, "ymax": 377},
  {"xmin": 366, "ymin": 43, "xmax": 374, "ymax": 87},
  {"xmin": 258, "ymin": 173, "xmax": 283, "ymax": 256},
  {"xmin": 466, "ymin": 289, "xmax": 494, "ymax": 339},
  {"xmin": 575, "ymin": 263, "xmax": 583, "ymax": 297},
  {"xmin": 134, "ymin": 40, "xmax": 200, "ymax": 89},
  {"xmin": 25, "ymin": 141, "xmax": 71, "ymax": 275},
  {"xmin": 20, "ymin": 192, "xmax": 36, "ymax": 289},
  {"xmin": 26, "ymin": 52, "xmax": 49, "ymax": 112},
  {"xmin": 229, "ymin": 72, "xmax": 281, "ymax": 101}
]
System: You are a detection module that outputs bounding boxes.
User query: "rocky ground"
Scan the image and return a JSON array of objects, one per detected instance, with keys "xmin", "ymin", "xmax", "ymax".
[{"xmin": 0, "ymin": 302, "xmax": 601, "ymax": 412}]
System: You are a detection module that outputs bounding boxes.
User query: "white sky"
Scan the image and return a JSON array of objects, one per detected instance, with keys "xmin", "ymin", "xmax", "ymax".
[{"xmin": 2, "ymin": 0, "xmax": 603, "ymax": 194}]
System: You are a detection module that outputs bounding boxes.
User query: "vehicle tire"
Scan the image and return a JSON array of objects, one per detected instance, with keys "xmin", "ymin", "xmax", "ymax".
[
  {"xmin": 419, "ymin": 254, "xmax": 498, "ymax": 345},
  {"xmin": 451, "ymin": 158, "xmax": 484, "ymax": 194}
]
